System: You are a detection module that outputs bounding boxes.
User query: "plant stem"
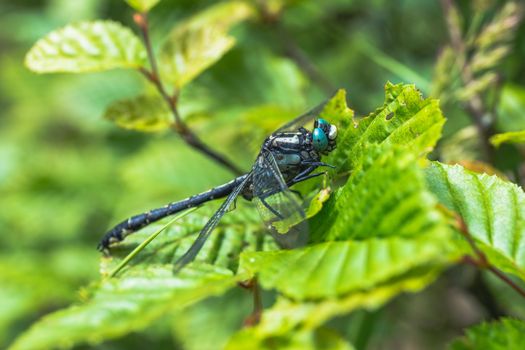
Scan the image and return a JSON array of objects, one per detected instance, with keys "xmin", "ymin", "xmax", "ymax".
[
  {"xmin": 457, "ymin": 217, "xmax": 525, "ymax": 299},
  {"xmin": 239, "ymin": 278, "xmax": 262, "ymax": 326},
  {"xmin": 134, "ymin": 13, "xmax": 243, "ymax": 176}
]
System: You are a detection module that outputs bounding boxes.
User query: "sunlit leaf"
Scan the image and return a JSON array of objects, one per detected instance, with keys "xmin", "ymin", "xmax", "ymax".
[
  {"xmin": 227, "ymin": 327, "xmax": 355, "ymax": 350},
  {"xmin": 426, "ymin": 162, "xmax": 525, "ymax": 281},
  {"xmin": 103, "ymin": 94, "xmax": 172, "ymax": 132},
  {"xmin": 240, "ymin": 233, "xmax": 456, "ymax": 300},
  {"xmin": 8, "ymin": 265, "xmax": 239, "ymax": 350},
  {"xmin": 310, "ymin": 146, "xmax": 447, "ymax": 243},
  {"xmin": 229, "ymin": 265, "xmax": 445, "ymax": 342},
  {"xmin": 319, "ymin": 88, "xmax": 355, "ymax": 131},
  {"xmin": 490, "ymin": 130, "xmax": 525, "ymax": 147},
  {"xmin": 330, "ymin": 82, "xmax": 445, "ymax": 173},
  {"xmin": 25, "ymin": 21, "xmax": 146, "ymax": 73},
  {"xmin": 124, "ymin": 0, "xmax": 161, "ymax": 12},
  {"xmin": 11, "ymin": 203, "xmax": 278, "ymax": 349},
  {"xmin": 449, "ymin": 318, "xmax": 525, "ymax": 350},
  {"xmin": 160, "ymin": 1, "xmax": 254, "ymax": 88}
]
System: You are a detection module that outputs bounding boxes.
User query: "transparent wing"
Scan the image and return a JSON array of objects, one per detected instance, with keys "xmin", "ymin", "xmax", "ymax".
[
  {"xmin": 273, "ymin": 99, "xmax": 328, "ymax": 134},
  {"xmin": 252, "ymin": 151, "xmax": 307, "ymax": 246},
  {"xmin": 173, "ymin": 174, "xmax": 252, "ymax": 272}
]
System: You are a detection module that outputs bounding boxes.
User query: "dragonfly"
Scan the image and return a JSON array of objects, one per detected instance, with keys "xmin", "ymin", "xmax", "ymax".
[{"xmin": 98, "ymin": 101, "xmax": 338, "ymax": 271}]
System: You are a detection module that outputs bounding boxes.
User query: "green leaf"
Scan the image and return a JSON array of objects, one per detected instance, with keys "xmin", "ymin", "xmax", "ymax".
[
  {"xmin": 449, "ymin": 318, "xmax": 525, "ymax": 350},
  {"xmin": 227, "ymin": 327, "xmax": 355, "ymax": 350},
  {"xmin": 330, "ymin": 82, "xmax": 445, "ymax": 173},
  {"xmin": 8, "ymin": 265, "xmax": 239, "ymax": 350},
  {"xmin": 229, "ymin": 265, "xmax": 445, "ymax": 343},
  {"xmin": 240, "ymin": 234, "xmax": 455, "ymax": 300},
  {"xmin": 490, "ymin": 130, "xmax": 525, "ymax": 147},
  {"xmin": 100, "ymin": 204, "xmax": 278, "ymax": 276},
  {"xmin": 160, "ymin": 1, "xmax": 254, "ymax": 88},
  {"xmin": 124, "ymin": 0, "xmax": 160, "ymax": 12},
  {"xmin": 310, "ymin": 146, "xmax": 446, "ymax": 243},
  {"xmin": 426, "ymin": 162, "xmax": 525, "ymax": 281},
  {"xmin": 103, "ymin": 94, "xmax": 172, "ymax": 132},
  {"xmin": 11, "ymin": 205, "xmax": 278, "ymax": 349},
  {"xmin": 25, "ymin": 21, "xmax": 146, "ymax": 73},
  {"xmin": 319, "ymin": 89, "xmax": 355, "ymax": 132}
]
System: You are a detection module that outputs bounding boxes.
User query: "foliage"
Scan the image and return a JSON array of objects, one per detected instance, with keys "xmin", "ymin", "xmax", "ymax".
[
  {"xmin": 103, "ymin": 94, "xmax": 172, "ymax": 132},
  {"xmin": 159, "ymin": 1, "xmax": 254, "ymax": 89},
  {"xmin": 426, "ymin": 162, "xmax": 525, "ymax": 281},
  {"xmin": 450, "ymin": 318, "xmax": 525, "ymax": 350},
  {"xmin": 432, "ymin": 1, "xmax": 522, "ymax": 105},
  {"xmin": 2, "ymin": 0, "xmax": 525, "ymax": 349},
  {"xmin": 25, "ymin": 21, "xmax": 146, "ymax": 73},
  {"xmin": 125, "ymin": 0, "xmax": 161, "ymax": 13},
  {"xmin": 490, "ymin": 130, "xmax": 525, "ymax": 147}
]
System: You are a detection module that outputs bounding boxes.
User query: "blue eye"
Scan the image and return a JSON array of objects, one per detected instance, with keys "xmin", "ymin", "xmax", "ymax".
[
  {"xmin": 312, "ymin": 127, "xmax": 328, "ymax": 152},
  {"xmin": 316, "ymin": 118, "xmax": 329, "ymax": 127}
]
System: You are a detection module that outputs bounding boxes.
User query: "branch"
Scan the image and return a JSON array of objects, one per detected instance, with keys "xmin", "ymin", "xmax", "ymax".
[
  {"xmin": 134, "ymin": 13, "xmax": 243, "ymax": 176},
  {"xmin": 457, "ymin": 217, "xmax": 525, "ymax": 299}
]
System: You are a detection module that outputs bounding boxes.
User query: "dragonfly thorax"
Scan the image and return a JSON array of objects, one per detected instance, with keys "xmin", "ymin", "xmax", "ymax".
[{"xmin": 262, "ymin": 118, "xmax": 337, "ymax": 185}]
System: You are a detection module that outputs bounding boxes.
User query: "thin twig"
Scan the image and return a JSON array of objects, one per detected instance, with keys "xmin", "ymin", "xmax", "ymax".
[
  {"xmin": 457, "ymin": 216, "xmax": 525, "ymax": 299},
  {"xmin": 239, "ymin": 278, "xmax": 262, "ymax": 326},
  {"xmin": 487, "ymin": 265, "xmax": 525, "ymax": 299},
  {"xmin": 441, "ymin": 0, "xmax": 494, "ymax": 162},
  {"xmin": 134, "ymin": 13, "xmax": 244, "ymax": 176}
]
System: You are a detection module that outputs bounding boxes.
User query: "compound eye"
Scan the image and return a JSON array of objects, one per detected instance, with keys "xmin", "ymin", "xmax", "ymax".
[
  {"xmin": 312, "ymin": 127, "xmax": 328, "ymax": 152},
  {"xmin": 328, "ymin": 125, "xmax": 337, "ymax": 140},
  {"xmin": 317, "ymin": 118, "xmax": 329, "ymax": 127}
]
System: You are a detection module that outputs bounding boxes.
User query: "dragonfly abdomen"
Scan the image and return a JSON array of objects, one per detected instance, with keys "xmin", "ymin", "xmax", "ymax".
[{"xmin": 97, "ymin": 174, "xmax": 249, "ymax": 251}]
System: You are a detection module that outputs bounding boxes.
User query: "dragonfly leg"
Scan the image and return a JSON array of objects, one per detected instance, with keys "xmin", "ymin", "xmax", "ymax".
[
  {"xmin": 290, "ymin": 189, "xmax": 304, "ymax": 200},
  {"xmin": 300, "ymin": 161, "xmax": 335, "ymax": 168},
  {"xmin": 287, "ymin": 165, "xmax": 320, "ymax": 186},
  {"xmin": 290, "ymin": 171, "xmax": 325, "ymax": 185},
  {"xmin": 259, "ymin": 196, "xmax": 285, "ymax": 220}
]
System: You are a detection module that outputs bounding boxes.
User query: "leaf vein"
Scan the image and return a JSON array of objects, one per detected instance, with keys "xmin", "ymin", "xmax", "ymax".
[{"xmin": 474, "ymin": 174, "xmax": 494, "ymax": 245}]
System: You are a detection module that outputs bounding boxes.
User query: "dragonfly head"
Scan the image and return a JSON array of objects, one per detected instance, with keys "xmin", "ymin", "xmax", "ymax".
[{"xmin": 312, "ymin": 118, "xmax": 337, "ymax": 154}]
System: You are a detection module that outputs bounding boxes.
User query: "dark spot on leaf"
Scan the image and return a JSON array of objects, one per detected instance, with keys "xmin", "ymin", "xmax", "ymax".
[{"xmin": 386, "ymin": 112, "xmax": 394, "ymax": 120}]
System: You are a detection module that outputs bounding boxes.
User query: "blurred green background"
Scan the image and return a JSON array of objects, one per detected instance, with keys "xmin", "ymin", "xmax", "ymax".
[{"xmin": 1, "ymin": 0, "xmax": 524, "ymax": 348}]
